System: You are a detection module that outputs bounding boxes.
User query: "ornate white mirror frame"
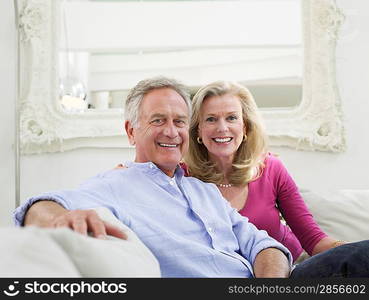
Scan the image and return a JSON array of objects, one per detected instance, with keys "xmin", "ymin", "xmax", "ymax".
[{"xmin": 16, "ymin": 0, "xmax": 346, "ymax": 154}]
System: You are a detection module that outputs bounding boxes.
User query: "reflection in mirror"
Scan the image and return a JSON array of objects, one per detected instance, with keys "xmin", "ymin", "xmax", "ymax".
[
  {"xmin": 16, "ymin": 0, "xmax": 345, "ymax": 153},
  {"xmin": 58, "ymin": 0, "xmax": 302, "ymax": 111}
]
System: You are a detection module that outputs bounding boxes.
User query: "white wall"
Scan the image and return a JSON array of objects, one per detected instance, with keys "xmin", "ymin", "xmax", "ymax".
[
  {"xmin": 271, "ymin": 0, "xmax": 369, "ymax": 192},
  {"xmin": 20, "ymin": 147, "xmax": 134, "ymax": 200},
  {"xmin": 0, "ymin": 0, "xmax": 16, "ymax": 226},
  {"xmin": 16, "ymin": 0, "xmax": 369, "ymax": 204},
  {"xmin": 62, "ymin": 1, "xmax": 301, "ymax": 107}
]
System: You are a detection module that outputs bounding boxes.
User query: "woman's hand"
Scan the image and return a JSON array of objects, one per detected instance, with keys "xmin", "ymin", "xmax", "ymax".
[
  {"xmin": 312, "ymin": 237, "xmax": 348, "ymax": 255},
  {"xmin": 114, "ymin": 163, "xmax": 127, "ymax": 169}
]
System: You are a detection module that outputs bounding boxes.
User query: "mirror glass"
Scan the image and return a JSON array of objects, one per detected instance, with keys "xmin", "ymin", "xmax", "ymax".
[{"xmin": 58, "ymin": 0, "xmax": 302, "ymax": 112}]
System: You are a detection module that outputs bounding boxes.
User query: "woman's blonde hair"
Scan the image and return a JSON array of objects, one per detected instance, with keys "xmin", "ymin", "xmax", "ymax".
[{"xmin": 184, "ymin": 81, "xmax": 268, "ymax": 185}]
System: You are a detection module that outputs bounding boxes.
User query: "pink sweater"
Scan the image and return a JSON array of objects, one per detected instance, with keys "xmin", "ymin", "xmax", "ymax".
[{"xmin": 238, "ymin": 154, "xmax": 327, "ymax": 261}]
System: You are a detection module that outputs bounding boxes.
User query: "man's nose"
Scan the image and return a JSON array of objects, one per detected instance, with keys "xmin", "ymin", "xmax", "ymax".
[{"xmin": 163, "ymin": 122, "xmax": 179, "ymax": 138}]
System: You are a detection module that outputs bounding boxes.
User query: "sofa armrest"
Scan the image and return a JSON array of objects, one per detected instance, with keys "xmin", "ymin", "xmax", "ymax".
[
  {"xmin": 0, "ymin": 207, "xmax": 161, "ymax": 277},
  {"xmin": 300, "ymin": 189, "xmax": 369, "ymax": 242}
]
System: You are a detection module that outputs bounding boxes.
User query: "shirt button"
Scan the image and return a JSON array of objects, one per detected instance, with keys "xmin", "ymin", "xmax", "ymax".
[
  {"xmin": 150, "ymin": 163, "xmax": 154, "ymax": 168},
  {"xmin": 208, "ymin": 227, "xmax": 213, "ymax": 232},
  {"xmin": 169, "ymin": 180, "xmax": 174, "ymax": 185}
]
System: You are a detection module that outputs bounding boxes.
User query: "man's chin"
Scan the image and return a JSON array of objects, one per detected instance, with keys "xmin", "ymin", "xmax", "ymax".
[{"xmin": 155, "ymin": 160, "xmax": 181, "ymax": 174}]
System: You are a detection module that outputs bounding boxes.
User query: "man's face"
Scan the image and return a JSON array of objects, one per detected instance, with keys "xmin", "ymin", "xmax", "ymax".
[{"xmin": 125, "ymin": 88, "xmax": 190, "ymax": 177}]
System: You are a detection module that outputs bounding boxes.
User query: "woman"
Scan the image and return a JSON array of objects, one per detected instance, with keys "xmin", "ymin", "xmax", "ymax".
[{"xmin": 184, "ymin": 80, "xmax": 345, "ymax": 263}]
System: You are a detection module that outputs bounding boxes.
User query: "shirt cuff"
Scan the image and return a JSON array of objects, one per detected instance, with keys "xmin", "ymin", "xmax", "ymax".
[{"xmin": 250, "ymin": 240, "xmax": 293, "ymax": 269}]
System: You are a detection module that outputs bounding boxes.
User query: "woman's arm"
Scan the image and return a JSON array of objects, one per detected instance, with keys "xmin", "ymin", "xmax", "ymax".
[
  {"xmin": 269, "ymin": 155, "xmax": 329, "ymax": 256},
  {"xmin": 312, "ymin": 237, "xmax": 347, "ymax": 255}
]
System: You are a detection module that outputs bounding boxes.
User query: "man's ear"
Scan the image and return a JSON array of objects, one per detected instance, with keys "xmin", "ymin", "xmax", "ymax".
[{"xmin": 125, "ymin": 120, "xmax": 135, "ymax": 146}]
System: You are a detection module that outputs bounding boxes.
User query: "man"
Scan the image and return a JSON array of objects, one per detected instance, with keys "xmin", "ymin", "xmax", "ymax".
[{"xmin": 14, "ymin": 77, "xmax": 292, "ymax": 277}]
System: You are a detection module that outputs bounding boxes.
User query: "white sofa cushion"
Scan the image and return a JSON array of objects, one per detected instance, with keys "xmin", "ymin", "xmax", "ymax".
[
  {"xmin": 300, "ymin": 189, "xmax": 369, "ymax": 242},
  {"xmin": 0, "ymin": 207, "xmax": 161, "ymax": 277}
]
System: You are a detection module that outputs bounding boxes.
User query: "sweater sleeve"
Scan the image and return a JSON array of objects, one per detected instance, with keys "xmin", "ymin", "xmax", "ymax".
[{"xmin": 268, "ymin": 155, "xmax": 328, "ymax": 256}]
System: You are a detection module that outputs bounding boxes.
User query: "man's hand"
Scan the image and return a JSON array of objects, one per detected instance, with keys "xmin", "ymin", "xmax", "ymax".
[
  {"xmin": 24, "ymin": 200, "xmax": 127, "ymax": 240},
  {"xmin": 253, "ymin": 247, "xmax": 290, "ymax": 278},
  {"xmin": 52, "ymin": 209, "xmax": 127, "ymax": 240}
]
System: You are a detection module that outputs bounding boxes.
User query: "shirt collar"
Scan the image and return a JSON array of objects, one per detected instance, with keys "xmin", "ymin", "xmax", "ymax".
[{"xmin": 124, "ymin": 161, "xmax": 184, "ymax": 181}]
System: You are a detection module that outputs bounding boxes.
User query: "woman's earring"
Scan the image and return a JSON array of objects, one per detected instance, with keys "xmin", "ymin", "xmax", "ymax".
[
  {"xmin": 243, "ymin": 134, "xmax": 247, "ymax": 142},
  {"xmin": 197, "ymin": 137, "xmax": 203, "ymax": 144}
]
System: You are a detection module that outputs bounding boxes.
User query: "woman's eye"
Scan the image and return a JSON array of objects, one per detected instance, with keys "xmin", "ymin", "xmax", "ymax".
[
  {"xmin": 227, "ymin": 115, "xmax": 238, "ymax": 121},
  {"xmin": 205, "ymin": 117, "xmax": 216, "ymax": 122}
]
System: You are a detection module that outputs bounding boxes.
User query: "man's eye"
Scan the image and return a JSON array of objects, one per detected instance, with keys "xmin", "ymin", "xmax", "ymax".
[
  {"xmin": 151, "ymin": 119, "xmax": 163, "ymax": 125},
  {"xmin": 175, "ymin": 119, "xmax": 187, "ymax": 126}
]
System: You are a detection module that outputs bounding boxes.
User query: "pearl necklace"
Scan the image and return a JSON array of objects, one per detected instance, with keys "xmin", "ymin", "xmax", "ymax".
[{"xmin": 218, "ymin": 183, "xmax": 233, "ymax": 188}]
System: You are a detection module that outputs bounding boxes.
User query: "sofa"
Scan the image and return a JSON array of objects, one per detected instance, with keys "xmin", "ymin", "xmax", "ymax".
[
  {"xmin": 1, "ymin": 189, "xmax": 368, "ymax": 277},
  {"xmin": 300, "ymin": 189, "xmax": 369, "ymax": 244},
  {"xmin": 0, "ymin": 207, "xmax": 161, "ymax": 277}
]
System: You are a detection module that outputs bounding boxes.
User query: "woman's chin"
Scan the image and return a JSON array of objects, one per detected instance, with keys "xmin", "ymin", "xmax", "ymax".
[{"xmin": 210, "ymin": 151, "xmax": 236, "ymax": 161}]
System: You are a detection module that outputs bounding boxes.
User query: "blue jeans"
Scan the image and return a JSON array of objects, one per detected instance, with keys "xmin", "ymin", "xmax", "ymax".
[{"xmin": 290, "ymin": 240, "xmax": 369, "ymax": 278}]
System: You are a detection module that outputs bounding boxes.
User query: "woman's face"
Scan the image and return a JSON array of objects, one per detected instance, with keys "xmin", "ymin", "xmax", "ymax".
[{"xmin": 198, "ymin": 94, "xmax": 245, "ymax": 163}]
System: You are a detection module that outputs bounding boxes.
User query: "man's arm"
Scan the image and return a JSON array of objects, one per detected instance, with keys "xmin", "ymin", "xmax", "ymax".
[
  {"xmin": 24, "ymin": 200, "xmax": 67, "ymax": 227},
  {"xmin": 224, "ymin": 202, "xmax": 292, "ymax": 276},
  {"xmin": 24, "ymin": 200, "xmax": 127, "ymax": 240},
  {"xmin": 253, "ymin": 247, "xmax": 290, "ymax": 278}
]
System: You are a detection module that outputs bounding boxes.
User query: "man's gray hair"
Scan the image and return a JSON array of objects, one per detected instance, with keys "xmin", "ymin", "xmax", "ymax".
[{"xmin": 124, "ymin": 76, "xmax": 192, "ymax": 127}]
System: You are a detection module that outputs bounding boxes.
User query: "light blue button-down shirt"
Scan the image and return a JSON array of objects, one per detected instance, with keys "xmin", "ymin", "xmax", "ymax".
[{"xmin": 14, "ymin": 162, "xmax": 292, "ymax": 277}]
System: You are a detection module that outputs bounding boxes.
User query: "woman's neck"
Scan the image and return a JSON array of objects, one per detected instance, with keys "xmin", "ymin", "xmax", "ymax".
[{"xmin": 210, "ymin": 155, "xmax": 234, "ymax": 182}]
